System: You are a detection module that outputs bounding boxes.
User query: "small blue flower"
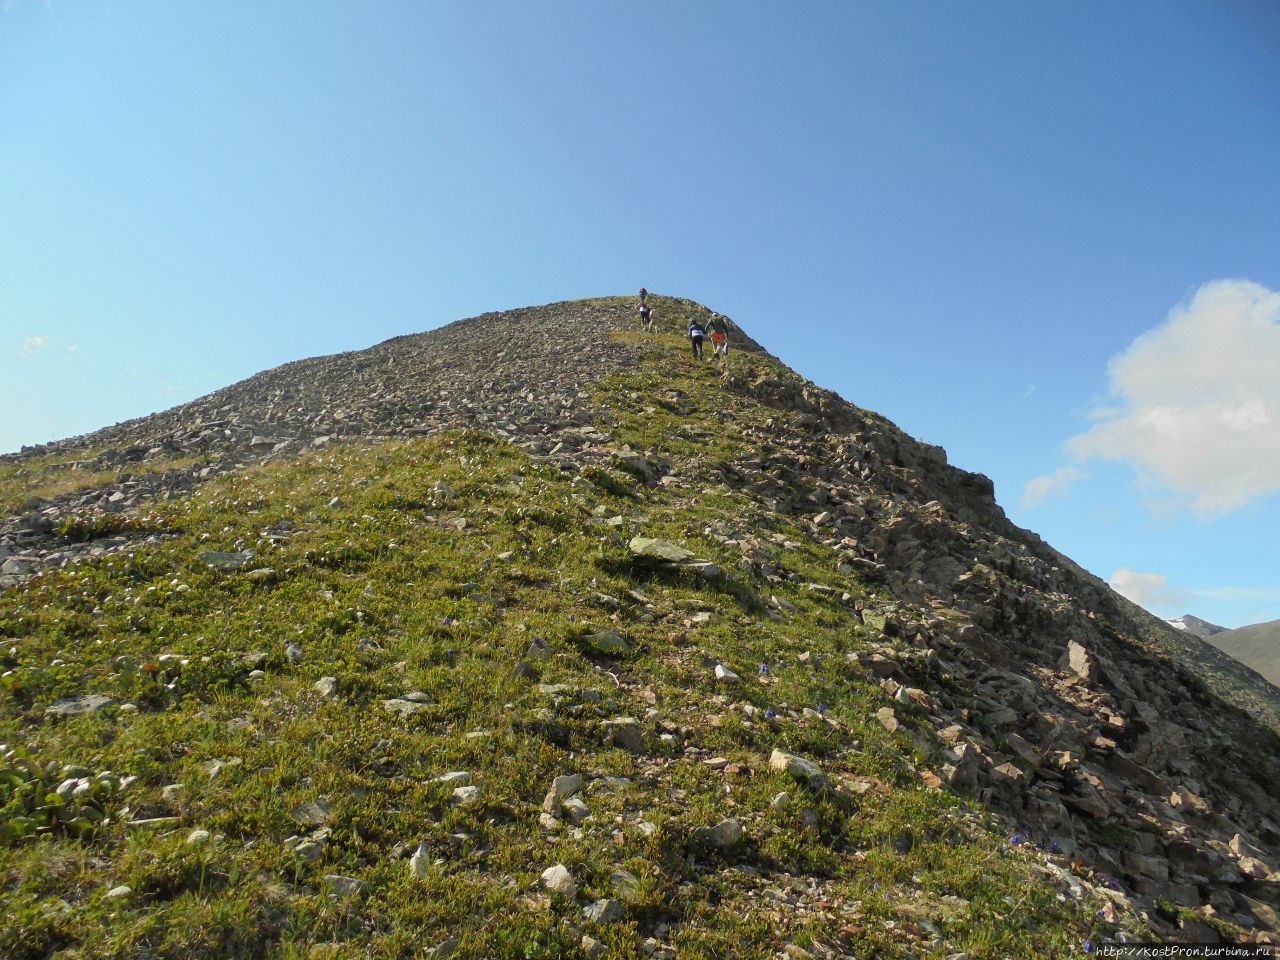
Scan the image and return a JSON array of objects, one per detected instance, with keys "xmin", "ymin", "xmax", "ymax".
[
  {"xmin": 533, "ymin": 636, "xmax": 545, "ymax": 648},
  {"xmin": 764, "ymin": 709, "xmax": 777, "ymax": 720},
  {"xmin": 758, "ymin": 664, "xmax": 770, "ymax": 675},
  {"xmin": 447, "ymin": 648, "xmax": 456, "ymax": 661},
  {"xmin": 1010, "ymin": 834, "xmax": 1024, "ymax": 846},
  {"xmin": 1051, "ymin": 841, "xmax": 1062, "ymax": 854},
  {"xmin": 441, "ymin": 616, "xmax": 454, "ymax": 626},
  {"xmin": 1084, "ymin": 940, "xmax": 1095, "ymax": 954},
  {"xmin": 817, "ymin": 703, "xmax": 828, "ymax": 714}
]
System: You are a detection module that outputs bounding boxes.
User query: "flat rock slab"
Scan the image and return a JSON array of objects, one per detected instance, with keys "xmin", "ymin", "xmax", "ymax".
[
  {"xmin": 46, "ymin": 694, "xmax": 114, "ymax": 717},
  {"xmin": 200, "ymin": 549, "xmax": 257, "ymax": 571},
  {"xmin": 586, "ymin": 629, "xmax": 632, "ymax": 655},
  {"xmin": 383, "ymin": 698, "xmax": 432, "ymax": 717},
  {"xmin": 769, "ymin": 749, "xmax": 827, "ymax": 790},
  {"xmin": 628, "ymin": 537, "xmax": 694, "ymax": 563}
]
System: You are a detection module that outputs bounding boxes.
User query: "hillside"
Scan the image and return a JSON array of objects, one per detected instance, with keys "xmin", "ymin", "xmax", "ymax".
[
  {"xmin": 2, "ymin": 295, "xmax": 1279, "ymax": 958},
  {"xmin": 1212, "ymin": 620, "xmax": 1280, "ymax": 689},
  {"xmin": 1166, "ymin": 615, "xmax": 1227, "ymax": 639}
]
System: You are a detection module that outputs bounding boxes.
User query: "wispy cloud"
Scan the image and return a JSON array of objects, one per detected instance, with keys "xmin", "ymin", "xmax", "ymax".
[
  {"xmin": 19, "ymin": 335, "xmax": 49, "ymax": 358},
  {"xmin": 1188, "ymin": 585, "xmax": 1280, "ymax": 603},
  {"xmin": 1066, "ymin": 279, "xmax": 1280, "ymax": 518},
  {"xmin": 1109, "ymin": 567, "xmax": 1188, "ymax": 611},
  {"xmin": 1021, "ymin": 465, "xmax": 1085, "ymax": 507}
]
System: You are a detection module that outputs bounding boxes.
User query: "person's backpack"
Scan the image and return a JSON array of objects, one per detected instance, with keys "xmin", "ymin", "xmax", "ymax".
[{"xmin": 690, "ymin": 323, "xmax": 705, "ymax": 338}]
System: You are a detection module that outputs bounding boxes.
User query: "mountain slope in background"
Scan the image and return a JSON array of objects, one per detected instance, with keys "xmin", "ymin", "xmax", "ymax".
[
  {"xmin": 1211, "ymin": 620, "xmax": 1280, "ymax": 690},
  {"xmin": 1166, "ymin": 615, "xmax": 1227, "ymax": 639},
  {"xmin": 2, "ymin": 295, "xmax": 1278, "ymax": 956}
]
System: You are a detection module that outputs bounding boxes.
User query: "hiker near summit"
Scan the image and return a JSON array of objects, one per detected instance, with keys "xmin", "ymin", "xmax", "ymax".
[
  {"xmin": 689, "ymin": 317, "xmax": 707, "ymax": 359},
  {"xmin": 638, "ymin": 287, "xmax": 647, "ymax": 304},
  {"xmin": 708, "ymin": 314, "xmax": 730, "ymax": 356},
  {"xmin": 638, "ymin": 301, "xmax": 652, "ymax": 330}
]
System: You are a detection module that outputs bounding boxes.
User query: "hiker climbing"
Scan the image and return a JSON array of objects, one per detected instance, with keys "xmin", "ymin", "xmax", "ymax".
[
  {"xmin": 638, "ymin": 300, "xmax": 652, "ymax": 330},
  {"xmin": 689, "ymin": 317, "xmax": 707, "ymax": 359},
  {"xmin": 638, "ymin": 287, "xmax": 647, "ymax": 304},
  {"xmin": 708, "ymin": 314, "xmax": 730, "ymax": 356}
]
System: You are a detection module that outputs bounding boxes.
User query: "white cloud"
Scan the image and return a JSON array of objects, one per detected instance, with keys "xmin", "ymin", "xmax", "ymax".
[
  {"xmin": 19, "ymin": 335, "xmax": 49, "ymax": 358},
  {"xmin": 1021, "ymin": 465, "xmax": 1085, "ymax": 506},
  {"xmin": 1109, "ymin": 567, "xmax": 1188, "ymax": 611},
  {"xmin": 1067, "ymin": 279, "xmax": 1280, "ymax": 518}
]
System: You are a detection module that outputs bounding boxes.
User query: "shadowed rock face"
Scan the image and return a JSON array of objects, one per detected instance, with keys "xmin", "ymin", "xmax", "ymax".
[{"xmin": 4, "ymin": 293, "xmax": 1280, "ymax": 938}]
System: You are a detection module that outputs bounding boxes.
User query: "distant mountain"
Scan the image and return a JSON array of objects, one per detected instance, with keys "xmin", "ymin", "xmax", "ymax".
[
  {"xmin": 1165, "ymin": 614, "xmax": 1228, "ymax": 639},
  {"xmin": 1211, "ymin": 619, "xmax": 1280, "ymax": 689}
]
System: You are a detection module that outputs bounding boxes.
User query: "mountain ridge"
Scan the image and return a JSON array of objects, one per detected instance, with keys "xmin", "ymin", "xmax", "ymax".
[{"xmin": 2, "ymin": 294, "xmax": 1278, "ymax": 954}]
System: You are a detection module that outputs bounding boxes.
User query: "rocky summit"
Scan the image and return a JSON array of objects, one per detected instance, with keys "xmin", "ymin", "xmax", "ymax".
[{"xmin": 2, "ymin": 294, "xmax": 1279, "ymax": 958}]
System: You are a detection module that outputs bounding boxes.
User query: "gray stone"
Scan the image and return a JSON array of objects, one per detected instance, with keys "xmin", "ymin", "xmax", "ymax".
[
  {"xmin": 313, "ymin": 676, "xmax": 338, "ymax": 697},
  {"xmin": 382, "ymin": 697, "xmax": 431, "ymax": 717},
  {"xmin": 602, "ymin": 717, "xmax": 646, "ymax": 752},
  {"xmin": 586, "ymin": 628, "xmax": 632, "ymax": 656},
  {"xmin": 694, "ymin": 817, "xmax": 744, "ymax": 850},
  {"xmin": 769, "ymin": 749, "xmax": 827, "ymax": 790},
  {"xmin": 45, "ymin": 694, "xmax": 114, "ymax": 717},
  {"xmin": 541, "ymin": 863, "xmax": 577, "ymax": 898},
  {"xmin": 628, "ymin": 536, "xmax": 693, "ymax": 562},
  {"xmin": 875, "ymin": 706, "xmax": 899, "ymax": 733},
  {"xmin": 550, "ymin": 774, "xmax": 583, "ymax": 799},
  {"xmin": 200, "ymin": 549, "xmax": 256, "ymax": 571},
  {"xmin": 611, "ymin": 867, "xmax": 641, "ymax": 902},
  {"xmin": 562, "ymin": 796, "xmax": 590, "ymax": 824},
  {"xmin": 714, "ymin": 663, "xmax": 741, "ymax": 684},
  {"xmin": 323, "ymin": 874, "xmax": 370, "ymax": 898},
  {"xmin": 582, "ymin": 898, "xmax": 624, "ymax": 924},
  {"xmin": 409, "ymin": 841, "xmax": 431, "ymax": 878},
  {"xmin": 295, "ymin": 839, "xmax": 324, "ymax": 862},
  {"xmin": 292, "ymin": 798, "xmax": 333, "ymax": 827},
  {"xmin": 425, "ymin": 938, "xmax": 458, "ymax": 959},
  {"xmin": 451, "ymin": 785, "xmax": 482, "ymax": 807},
  {"xmin": 679, "ymin": 559, "xmax": 723, "ymax": 579}
]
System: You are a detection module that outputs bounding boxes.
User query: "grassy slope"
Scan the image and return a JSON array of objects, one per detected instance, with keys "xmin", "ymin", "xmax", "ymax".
[
  {"xmin": 1, "ymin": 333, "xmax": 1127, "ymax": 959},
  {"xmin": 1210, "ymin": 620, "xmax": 1280, "ymax": 689}
]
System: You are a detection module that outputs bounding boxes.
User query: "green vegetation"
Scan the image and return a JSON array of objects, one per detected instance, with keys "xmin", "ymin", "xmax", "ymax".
[
  {"xmin": 0, "ymin": 448, "xmax": 208, "ymax": 516},
  {"xmin": 0, "ymin": 334, "xmax": 1121, "ymax": 958}
]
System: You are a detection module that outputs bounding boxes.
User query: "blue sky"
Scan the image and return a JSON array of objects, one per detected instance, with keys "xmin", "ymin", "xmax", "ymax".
[{"xmin": 2, "ymin": 1, "xmax": 1278, "ymax": 628}]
